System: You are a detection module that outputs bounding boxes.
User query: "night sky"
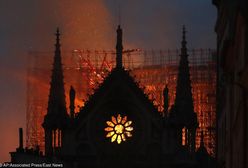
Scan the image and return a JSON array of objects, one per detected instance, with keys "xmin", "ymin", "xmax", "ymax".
[{"xmin": 0, "ymin": 0, "xmax": 216, "ymax": 162}]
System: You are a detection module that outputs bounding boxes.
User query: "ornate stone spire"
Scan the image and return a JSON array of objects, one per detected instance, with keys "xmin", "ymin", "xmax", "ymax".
[
  {"xmin": 181, "ymin": 25, "xmax": 188, "ymax": 56},
  {"xmin": 171, "ymin": 26, "xmax": 198, "ymax": 153},
  {"xmin": 174, "ymin": 25, "xmax": 196, "ymax": 125},
  {"xmin": 43, "ymin": 28, "xmax": 68, "ymax": 128},
  {"xmin": 116, "ymin": 25, "xmax": 123, "ymax": 68},
  {"xmin": 43, "ymin": 28, "xmax": 68, "ymax": 156},
  {"xmin": 47, "ymin": 28, "xmax": 67, "ymax": 117}
]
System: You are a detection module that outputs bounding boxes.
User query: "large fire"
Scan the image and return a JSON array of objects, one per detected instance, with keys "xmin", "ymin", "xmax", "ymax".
[{"xmin": 26, "ymin": 49, "xmax": 216, "ymax": 156}]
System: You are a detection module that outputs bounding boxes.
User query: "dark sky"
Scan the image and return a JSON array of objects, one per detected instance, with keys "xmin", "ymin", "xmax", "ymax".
[{"xmin": 0, "ymin": 0, "xmax": 216, "ymax": 162}]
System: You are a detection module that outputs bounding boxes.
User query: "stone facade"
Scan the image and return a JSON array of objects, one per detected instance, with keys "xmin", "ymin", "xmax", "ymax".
[{"xmin": 213, "ymin": 0, "xmax": 248, "ymax": 168}]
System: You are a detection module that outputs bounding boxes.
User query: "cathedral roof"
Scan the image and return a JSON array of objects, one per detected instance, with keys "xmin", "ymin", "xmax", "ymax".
[{"xmin": 77, "ymin": 67, "xmax": 160, "ymax": 120}]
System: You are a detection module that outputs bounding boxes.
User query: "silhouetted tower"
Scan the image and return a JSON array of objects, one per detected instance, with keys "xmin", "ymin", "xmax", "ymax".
[
  {"xmin": 173, "ymin": 26, "xmax": 198, "ymax": 153},
  {"xmin": 17, "ymin": 128, "xmax": 24, "ymax": 153},
  {"xmin": 42, "ymin": 28, "xmax": 69, "ymax": 156},
  {"xmin": 116, "ymin": 25, "xmax": 123, "ymax": 68}
]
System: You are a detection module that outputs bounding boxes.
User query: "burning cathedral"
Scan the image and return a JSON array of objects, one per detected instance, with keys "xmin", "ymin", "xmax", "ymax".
[{"xmin": 10, "ymin": 25, "xmax": 216, "ymax": 168}]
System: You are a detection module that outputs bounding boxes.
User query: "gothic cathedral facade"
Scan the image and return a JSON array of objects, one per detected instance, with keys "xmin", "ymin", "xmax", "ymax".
[{"xmin": 11, "ymin": 26, "xmax": 215, "ymax": 168}]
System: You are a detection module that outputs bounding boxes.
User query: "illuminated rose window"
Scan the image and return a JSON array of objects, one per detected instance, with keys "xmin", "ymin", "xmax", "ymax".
[{"xmin": 104, "ymin": 114, "xmax": 133, "ymax": 144}]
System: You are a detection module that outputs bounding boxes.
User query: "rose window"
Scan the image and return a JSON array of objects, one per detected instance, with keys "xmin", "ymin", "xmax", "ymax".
[{"xmin": 104, "ymin": 114, "xmax": 133, "ymax": 144}]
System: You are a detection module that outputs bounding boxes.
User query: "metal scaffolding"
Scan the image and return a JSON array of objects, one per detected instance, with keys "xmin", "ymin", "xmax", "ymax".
[{"xmin": 26, "ymin": 48, "xmax": 216, "ymax": 156}]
